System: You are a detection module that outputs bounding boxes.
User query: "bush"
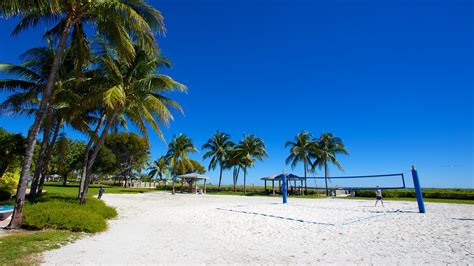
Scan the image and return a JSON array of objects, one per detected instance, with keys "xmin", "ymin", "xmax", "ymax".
[
  {"xmin": 0, "ymin": 188, "xmax": 12, "ymax": 201},
  {"xmin": 23, "ymin": 194, "xmax": 117, "ymax": 233},
  {"xmin": 355, "ymin": 189, "xmax": 474, "ymax": 200},
  {"xmin": 0, "ymin": 171, "xmax": 20, "ymax": 190}
]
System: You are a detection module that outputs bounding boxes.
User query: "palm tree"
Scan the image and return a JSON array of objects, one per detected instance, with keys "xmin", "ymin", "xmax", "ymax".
[
  {"xmin": 148, "ymin": 156, "xmax": 169, "ymax": 182},
  {"xmin": 285, "ymin": 131, "xmax": 316, "ymax": 194},
  {"xmin": 0, "ymin": 45, "xmax": 96, "ymax": 199},
  {"xmin": 310, "ymin": 133, "xmax": 349, "ymax": 196},
  {"xmin": 165, "ymin": 134, "xmax": 198, "ymax": 194},
  {"xmin": 2, "ymin": 0, "xmax": 164, "ymax": 228},
  {"xmin": 202, "ymin": 131, "xmax": 234, "ymax": 191},
  {"xmin": 233, "ymin": 135, "xmax": 267, "ymax": 194},
  {"xmin": 79, "ymin": 47, "xmax": 186, "ymax": 204}
]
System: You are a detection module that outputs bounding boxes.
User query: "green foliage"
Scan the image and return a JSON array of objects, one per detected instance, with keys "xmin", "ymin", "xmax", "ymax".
[
  {"xmin": 104, "ymin": 132, "xmax": 150, "ymax": 177},
  {"xmin": 0, "ymin": 127, "xmax": 25, "ymax": 176},
  {"xmin": 23, "ymin": 194, "xmax": 117, "ymax": 233},
  {"xmin": 202, "ymin": 131, "xmax": 235, "ymax": 171},
  {"xmin": 0, "ymin": 230, "xmax": 77, "ymax": 265},
  {"xmin": 50, "ymin": 137, "xmax": 87, "ymax": 181},
  {"xmin": 166, "ymin": 134, "xmax": 198, "ymax": 176},
  {"xmin": 0, "ymin": 187, "xmax": 12, "ymax": 201},
  {"xmin": 148, "ymin": 156, "xmax": 169, "ymax": 180},
  {"xmin": 0, "ymin": 170, "xmax": 19, "ymax": 190},
  {"xmin": 285, "ymin": 131, "xmax": 315, "ymax": 176},
  {"xmin": 355, "ymin": 189, "xmax": 474, "ymax": 200}
]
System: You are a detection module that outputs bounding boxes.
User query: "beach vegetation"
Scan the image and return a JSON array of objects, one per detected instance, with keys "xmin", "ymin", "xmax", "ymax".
[
  {"xmin": 285, "ymin": 131, "xmax": 317, "ymax": 194},
  {"xmin": 1, "ymin": 0, "xmax": 170, "ymax": 228},
  {"xmin": 202, "ymin": 131, "xmax": 235, "ymax": 191},
  {"xmin": 0, "ymin": 230, "xmax": 78, "ymax": 265},
  {"xmin": 165, "ymin": 134, "xmax": 198, "ymax": 194}
]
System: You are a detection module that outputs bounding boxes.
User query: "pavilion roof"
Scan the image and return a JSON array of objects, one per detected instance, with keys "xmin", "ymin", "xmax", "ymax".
[
  {"xmin": 176, "ymin": 173, "xmax": 210, "ymax": 180},
  {"xmin": 260, "ymin": 173, "xmax": 304, "ymax": 181}
]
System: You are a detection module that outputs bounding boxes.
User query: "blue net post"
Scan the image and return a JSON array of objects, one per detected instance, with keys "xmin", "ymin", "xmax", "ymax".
[
  {"xmin": 411, "ymin": 165, "xmax": 426, "ymax": 213},
  {"xmin": 282, "ymin": 174, "xmax": 288, "ymax": 204}
]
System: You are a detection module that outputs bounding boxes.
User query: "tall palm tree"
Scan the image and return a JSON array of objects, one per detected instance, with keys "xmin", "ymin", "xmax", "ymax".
[
  {"xmin": 233, "ymin": 135, "xmax": 267, "ymax": 194},
  {"xmin": 148, "ymin": 156, "xmax": 169, "ymax": 181},
  {"xmin": 285, "ymin": 131, "xmax": 316, "ymax": 194},
  {"xmin": 0, "ymin": 45, "xmax": 96, "ymax": 199},
  {"xmin": 2, "ymin": 0, "xmax": 164, "ymax": 228},
  {"xmin": 79, "ymin": 47, "xmax": 186, "ymax": 204},
  {"xmin": 202, "ymin": 131, "xmax": 234, "ymax": 191},
  {"xmin": 311, "ymin": 133, "xmax": 349, "ymax": 196},
  {"xmin": 165, "ymin": 134, "xmax": 198, "ymax": 194}
]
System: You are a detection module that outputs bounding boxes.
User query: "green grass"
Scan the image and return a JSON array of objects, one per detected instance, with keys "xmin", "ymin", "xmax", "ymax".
[
  {"xmin": 156, "ymin": 185, "xmax": 474, "ymax": 204},
  {"xmin": 0, "ymin": 230, "xmax": 78, "ymax": 265},
  {"xmin": 42, "ymin": 182, "xmax": 156, "ymax": 197},
  {"xmin": 345, "ymin": 196, "xmax": 474, "ymax": 204}
]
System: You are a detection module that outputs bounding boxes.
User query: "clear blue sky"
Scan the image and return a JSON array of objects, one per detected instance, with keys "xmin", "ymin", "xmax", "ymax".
[{"xmin": 0, "ymin": 0, "xmax": 472, "ymax": 188}]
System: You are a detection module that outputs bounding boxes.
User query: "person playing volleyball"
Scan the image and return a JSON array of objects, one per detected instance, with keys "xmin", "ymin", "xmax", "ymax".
[{"xmin": 375, "ymin": 185, "xmax": 384, "ymax": 207}]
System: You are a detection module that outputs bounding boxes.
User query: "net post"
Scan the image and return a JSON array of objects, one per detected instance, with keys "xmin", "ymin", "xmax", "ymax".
[
  {"xmin": 411, "ymin": 165, "xmax": 426, "ymax": 213},
  {"xmin": 282, "ymin": 174, "xmax": 288, "ymax": 204}
]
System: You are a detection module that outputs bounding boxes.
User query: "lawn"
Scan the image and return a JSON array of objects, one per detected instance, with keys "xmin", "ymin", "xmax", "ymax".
[
  {"xmin": 42, "ymin": 182, "xmax": 157, "ymax": 197},
  {"xmin": 0, "ymin": 230, "xmax": 78, "ymax": 265}
]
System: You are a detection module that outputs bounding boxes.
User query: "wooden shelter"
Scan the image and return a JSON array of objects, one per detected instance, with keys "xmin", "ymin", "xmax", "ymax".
[
  {"xmin": 261, "ymin": 173, "xmax": 305, "ymax": 195},
  {"xmin": 176, "ymin": 173, "xmax": 210, "ymax": 194}
]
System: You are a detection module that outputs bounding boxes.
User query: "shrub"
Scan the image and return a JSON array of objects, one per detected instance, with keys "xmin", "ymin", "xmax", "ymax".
[
  {"xmin": 354, "ymin": 189, "xmax": 474, "ymax": 200},
  {"xmin": 0, "ymin": 188, "xmax": 12, "ymax": 201},
  {"xmin": 23, "ymin": 193, "xmax": 117, "ymax": 233},
  {"xmin": 24, "ymin": 201, "xmax": 106, "ymax": 233},
  {"xmin": 0, "ymin": 171, "xmax": 20, "ymax": 190}
]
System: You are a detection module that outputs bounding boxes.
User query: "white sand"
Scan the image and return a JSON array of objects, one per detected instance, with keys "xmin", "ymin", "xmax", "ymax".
[{"xmin": 43, "ymin": 192, "xmax": 474, "ymax": 264}]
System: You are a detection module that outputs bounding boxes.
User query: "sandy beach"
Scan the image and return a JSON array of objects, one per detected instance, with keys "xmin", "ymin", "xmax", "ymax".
[{"xmin": 42, "ymin": 192, "xmax": 474, "ymax": 264}]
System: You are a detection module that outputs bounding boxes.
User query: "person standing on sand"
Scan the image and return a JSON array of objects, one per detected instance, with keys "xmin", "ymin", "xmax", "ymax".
[
  {"xmin": 98, "ymin": 186, "xmax": 106, "ymax": 200},
  {"xmin": 375, "ymin": 185, "xmax": 384, "ymax": 207}
]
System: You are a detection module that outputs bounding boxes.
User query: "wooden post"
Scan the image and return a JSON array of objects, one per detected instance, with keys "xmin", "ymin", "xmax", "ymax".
[
  {"xmin": 272, "ymin": 180, "xmax": 275, "ymax": 195},
  {"xmin": 181, "ymin": 178, "xmax": 184, "ymax": 193},
  {"xmin": 204, "ymin": 179, "xmax": 207, "ymax": 194},
  {"xmin": 194, "ymin": 179, "xmax": 198, "ymax": 194},
  {"xmin": 264, "ymin": 180, "xmax": 267, "ymax": 193}
]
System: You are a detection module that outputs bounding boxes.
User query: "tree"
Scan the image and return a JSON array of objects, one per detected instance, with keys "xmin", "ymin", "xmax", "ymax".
[
  {"xmin": 0, "ymin": 45, "xmax": 97, "ymax": 199},
  {"xmin": 49, "ymin": 136, "xmax": 86, "ymax": 186},
  {"xmin": 0, "ymin": 128, "xmax": 25, "ymax": 177},
  {"xmin": 232, "ymin": 135, "xmax": 267, "ymax": 194},
  {"xmin": 79, "ymin": 47, "xmax": 186, "ymax": 204},
  {"xmin": 104, "ymin": 132, "xmax": 150, "ymax": 185},
  {"xmin": 148, "ymin": 156, "xmax": 169, "ymax": 181},
  {"xmin": 2, "ymin": 0, "xmax": 165, "ymax": 228},
  {"xmin": 165, "ymin": 134, "xmax": 198, "ymax": 194},
  {"xmin": 285, "ymin": 131, "xmax": 317, "ymax": 194},
  {"xmin": 202, "ymin": 131, "xmax": 234, "ymax": 191},
  {"xmin": 310, "ymin": 133, "xmax": 349, "ymax": 196}
]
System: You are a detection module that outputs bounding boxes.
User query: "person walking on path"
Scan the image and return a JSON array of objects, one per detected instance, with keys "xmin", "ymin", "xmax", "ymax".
[{"xmin": 98, "ymin": 186, "xmax": 106, "ymax": 200}]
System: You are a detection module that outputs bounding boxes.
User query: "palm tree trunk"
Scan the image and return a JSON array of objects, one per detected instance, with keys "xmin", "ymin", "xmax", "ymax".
[
  {"xmin": 8, "ymin": 20, "xmax": 72, "ymax": 228},
  {"xmin": 171, "ymin": 164, "xmax": 177, "ymax": 195},
  {"xmin": 78, "ymin": 113, "xmax": 106, "ymax": 198},
  {"xmin": 325, "ymin": 162, "xmax": 329, "ymax": 196},
  {"xmin": 243, "ymin": 168, "xmax": 247, "ymax": 194},
  {"xmin": 218, "ymin": 164, "xmax": 223, "ymax": 191},
  {"xmin": 80, "ymin": 112, "xmax": 117, "ymax": 204},
  {"xmin": 304, "ymin": 159, "xmax": 307, "ymax": 195},
  {"xmin": 29, "ymin": 105, "xmax": 53, "ymax": 199},
  {"xmin": 37, "ymin": 119, "xmax": 61, "ymax": 194}
]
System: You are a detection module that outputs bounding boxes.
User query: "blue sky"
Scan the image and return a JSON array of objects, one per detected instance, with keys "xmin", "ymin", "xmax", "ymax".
[{"xmin": 0, "ymin": 0, "xmax": 472, "ymax": 188}]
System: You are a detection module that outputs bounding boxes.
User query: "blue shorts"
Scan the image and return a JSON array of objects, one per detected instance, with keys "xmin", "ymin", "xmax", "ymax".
[{"xmin": 376, "ymin": 196, "xmax": 383, "ymax": 200}]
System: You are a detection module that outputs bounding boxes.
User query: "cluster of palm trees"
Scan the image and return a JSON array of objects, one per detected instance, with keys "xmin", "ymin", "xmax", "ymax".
[
  {"xmin": 1, "ymin": 1, "xmax": 184, "ymax": 228},
  {"xmin": 286, "ymin": 131, "xmax": 349, "ymax": 196},
  {"xmin": 149, "ymin": 131, "xmax": 268, "ymax": 194}
]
